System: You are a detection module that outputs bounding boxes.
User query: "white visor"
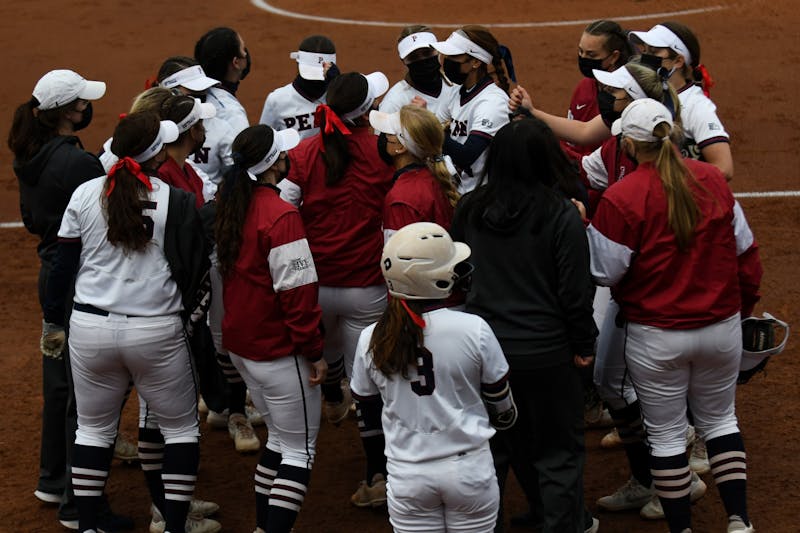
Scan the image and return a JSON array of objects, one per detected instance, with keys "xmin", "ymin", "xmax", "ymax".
[
  {"xmin": 397, "ymin": 32, "xmax": 438, "ymax": 59},
  {"xmin": 130, "ymin": 120, "xmax": 179, "ymax": 163},
  {"xmin": 290, "ymin": 50, "xmax": 337, "ymax": 81},
  {"xmin": 431, "ymin": 30, "xmax": 492, "ymax": 64},
  {"xmin": 610, "ymin": 98, "xmax": 673, "ymax": 142},
  {"xmin": 630, "ymin": 25, "xmax": 693, "ymax": 66},
  {"xmin": 593, "ymin": 66, "xmax": 648, "ymax": 101},
  {"xmin": 368, "ymin": 110, "xmax": 423, "ymax": 159},
  {"xmin": 175, "ymin": 98, "xmax": 217, "ymax": 134},
  {"xmin": 342, "ymin": 72, "xmax": 390, "ymax": 122},
  {"xmin": 161, "ymin": 65, "xmax": 219, "ymax": 92},
  {"xmin": 247, "ymin": 128, "xmax": 301, "ymax": 179}
]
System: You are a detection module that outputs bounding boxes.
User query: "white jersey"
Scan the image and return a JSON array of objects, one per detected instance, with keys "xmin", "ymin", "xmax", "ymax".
[
  {"xmin": 59, "ymin": 176, "xmax": 183, "ymax": 316},
  {"xmin": 447, "ymin": 79, "xmax": 509, "ymax": 193},
  {"xmin": 379, "ymin": 79, "xmax": 459, "ymax": 124},
  {"xmin": 259, "ymin": 82, "xmax": 325, "ymax": 140},
  {"xmin": 191, "ymin": 115, "xmax": 236, "ymax": 185},
  {"xmin": 350, "ymin": 308, "xmax": 509, "ymax": 463},
  {"xmin": 207, "ymin": 86, "xmax": 249, "ymax": 135},
  {"xmin": 677, "ymin": 84, "xmax": 730, "ymax": 161}
]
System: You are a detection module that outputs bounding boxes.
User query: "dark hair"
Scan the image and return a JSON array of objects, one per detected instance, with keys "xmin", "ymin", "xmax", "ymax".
[
  {"xmin": 462, "ymin": 118, "xmax": 580, "ymax": 229},
  {"xmin": 659, "ymin": 21, "xmax": 707, "ymax": 88},
  {"xmin": 7, "ymin": 99, "xmax": 75, "ymax": 162},
  {"xmin": 369, "ymin": 298, "xmax": 426, "ymax": 379},
  {"xmin": 299, "ymin": 35, "xmax": 335, "ymax": 54},
  {"xmin": 215, "ymin": 125, "xmax": 275, "ymax": 277},
  {"xmin": 460, "ymin": 25, "xmax": 510, "ymax": 94},
  {"xmin": 319, "ymin": 72, "xmax": 369, "ymax": 186},
  {"xmin": 584, "ymin": 19, "xmax": 633, "ymax": 68},
  {"xmin": 194, "ymin": 27, "xmax": 240, "ymax": 81},
  {"xmin": 156, "ymin": 56, "xmax": 199, "ymax": 85},
  {"xmin": 160, "ymin": 94, "xmax": 197, "ymax": 144},
  {"xmin": 105, "ymin": 113, "xmax": 161, "ymax": 252}
]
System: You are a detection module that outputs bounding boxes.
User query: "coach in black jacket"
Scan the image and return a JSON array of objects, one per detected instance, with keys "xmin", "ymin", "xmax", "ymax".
[{"xmin": 451, "ymin": 119, "xmax": 597, "ymax": 533}]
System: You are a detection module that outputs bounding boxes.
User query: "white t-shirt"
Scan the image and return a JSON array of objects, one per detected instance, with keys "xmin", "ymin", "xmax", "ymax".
[
  {"xmin": 379, "ymin": 79, "xmax": 459, "ymax": 124},
  {"xmin": 59, "ymin": 176, "xmax": 182, "ymax": 316},
  {"xmin": 259, "ymin": 82, "xmax": 326, "ymax": 140},
  {"xmin": 350, "ymin": 308, "xmax": 509, "ymax": 463}
]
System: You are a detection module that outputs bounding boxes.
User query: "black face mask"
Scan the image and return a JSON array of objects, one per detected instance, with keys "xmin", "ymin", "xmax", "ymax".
[
  {"xmin": 73, "ymin": 102, "xmax": 93, "ymax": 131},
  {"xmin": 578, "ymin": 56, "xmax": 604, "ymax": 78},
  {"xmin": 376, "ymin": 133, "xmax": 395, "ymax": 166},
  {"xmin": 407, "ymin": 56, "xmax": 442, "ymax": 92},
  {"xmin": 442, "ymin": 58, "xmax": 469, "ymax": 85},
  {"xmin": 597, "ymin": 91, "xmax": 622, "ymax": 124},
  {"xmin": 640, "ymin": 54, "xmax": 663, "ymax": 71},
  {"xmin": 278, "ymin": 156, "xmax": 291, "ymax": 182},
  {"xmin": 240, "ymin": 48, "xmax": 252, "ymax": 80}
]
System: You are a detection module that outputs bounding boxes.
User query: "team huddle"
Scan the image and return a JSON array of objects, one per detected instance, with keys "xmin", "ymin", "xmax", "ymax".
[{"xmin": 8, "ymin": 18, "xmax": 790, "ymax": 533}]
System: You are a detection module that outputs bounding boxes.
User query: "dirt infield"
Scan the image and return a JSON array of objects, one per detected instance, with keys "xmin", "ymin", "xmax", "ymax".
[{"xmin": 1, "ymin": 0, "xmax": 798, "ymax": 531}]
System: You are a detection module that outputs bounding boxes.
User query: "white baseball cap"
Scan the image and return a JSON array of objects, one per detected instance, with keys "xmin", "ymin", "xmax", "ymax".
[
  {"xmin": 174, "ymin": 98, "xmax": 217, "ymax": 134},
  {"xmin": 630, "ymin": 25, "xmax": 693, "ymax": 66},
  {"xmin": 290, "ymin": 50, "xmax": 337, "ymax": 81},
  {"xmin": 129, "ymin": 120, "xmax": 180, "ymax": 163},
  {"xmin": 397, "ymin": 31, "xmax": 438, "ymax": 60},
  {"xmin": 592, "ymin": 66, "xmax": 648, "ymax": 101},
  {"xmin": 161, "ymin": 65, "xmax": 219, "ymax": 92},
  {"xmin": 369, "ymin": 110, "xmax": 424, "ymax": 158},
  {"xmin": 341, "ymin": 72, "xmax": 389, "ymax": 121},
  {"xmin": 610, "ymin": 98, "xmax": 673, "ymax": 142},
  {"xmin": 431, "ymin": 30, "xmax": 492, "ymax": 64},
  {"xmin": 247, "ymin": 128, "xmax": 301, "ymax": 179},
  {"xmin": 32, "ymin": 69, "xmax": 106, "ymax": 111}
]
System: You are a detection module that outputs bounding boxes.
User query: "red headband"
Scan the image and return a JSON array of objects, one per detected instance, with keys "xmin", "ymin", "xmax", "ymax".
[{"xmin": 106, "ymin": 156, "xmax": 153, "ymax": 197}]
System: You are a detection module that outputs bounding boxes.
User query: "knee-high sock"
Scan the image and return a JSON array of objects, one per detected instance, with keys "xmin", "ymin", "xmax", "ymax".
[
  {"xmin": 707, "ymin": 432, "xmax": 748, "ymax": 524},
  {"xmin": 216, "ymin": 352, "xmax": 247, "ymax": 414},
  {"xmin": 650, "ymin": 453, "xmax": 692, "ymax": 533},
  {"xmin": 609, "ymin": 401, "xmax": 652, "ymax": 487},
  {"xmin": 72, "ymin": 443, "xmax": 114, "ymax": 532},
  {"xmin": 321, "ymin": 356, "xmax": 344, "ymax": 403},
  {"xmin": 355, "ymin": 397, "xmax": 386, "ymax": 481},
  {"xmin": 255, "ymin": 446, "xmax": 282, "ymax": 529},
  {"xmin": 268, "ymin": 464, "xmax": 310, "ymax": 533},
  {"xmin": 162, "ymin": 441, "xmax": 199, "ymax": 533},
  {"xmin": 138, "ymin": 427, "xmax": 165, "ymax": 514}
]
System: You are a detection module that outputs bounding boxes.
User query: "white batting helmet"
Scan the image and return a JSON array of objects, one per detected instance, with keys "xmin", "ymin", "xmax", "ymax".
[
  {"xmin": 738, "ymin": 312, "xmax": 790, "ymax": 384},
  {"xmin": 382, "ymin": 222, "xmax": 471, "ymax": 300}
]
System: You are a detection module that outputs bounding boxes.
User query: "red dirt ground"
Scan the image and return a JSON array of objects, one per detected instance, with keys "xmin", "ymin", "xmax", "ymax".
[{"xmin": 1, "ymin": 0, "xmax": 798, "ymax": 531}]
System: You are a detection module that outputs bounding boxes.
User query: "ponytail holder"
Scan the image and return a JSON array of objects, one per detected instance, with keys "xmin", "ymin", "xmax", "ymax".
[
  {"xmin": 428, "ymin": 154, "xmax": 445, "ymax": 163},
  {"xmin": 230, "ymin": 151, "xmax": 245, "ymax": 168},
  {"xmin": 144, "ymin": 75, "xmax": 158, "ymax": 90},
  {"xmin": 106, "ymin": 156, "xmax": 153, "ymax": 197},
  {"xmin": 497, "ymin": 45, "xmax": 517, "ymax": 83},
  {"xmin": 696, "ymin": 64, "xmax": 715, "ymax": 97},
  {"xmin": 400, "ymin": 299, "xmax": 426, "ymax": 328},
  {"xmin": 118, "ymin": 113, "xmax": 127, "ymax": 121},
  {"xmin": 314, "ymin": 104, "xmax": 352, "ymax": 137}
]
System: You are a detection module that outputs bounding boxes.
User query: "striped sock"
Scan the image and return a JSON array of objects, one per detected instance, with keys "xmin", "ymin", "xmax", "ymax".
[
  {"xmin": 255, "ymin": 446, "xmax": 282, "ymax": 529},
  {"xmin": 162, "ymin": 442, "xmax": 199, "ymax": 533},
  {"xmin": 609, "ymin": 402, "xmax": 652, "ymax": 487},
  {"xmin": 321, "ymin": 356, "xmax": 345, "ymax": 403},
  {"xmin": 268, "ymin": 464, "xmax": 310, "ymax": 533},
  {"xmin": 707, "ymin": 432, "xmax": 748, "ymax": 525},
  {"xmin": 138, "ymin": 427, "xmax": 165, "ymax": 514},
  {"xmin": 650, "ymin": 453, "xmax": 692, "ymax": 532},
  {"xmin": 72, "ymin": 443, "xmax": 114, "ymax": 532}
]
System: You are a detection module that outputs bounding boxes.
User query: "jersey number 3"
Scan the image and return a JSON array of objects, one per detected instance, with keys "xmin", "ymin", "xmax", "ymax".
[
  {"xmin": 142, "ymin": 200, "xmax": 157, "ymax": 240},
  {"xmin": 411, "ymin": 346, "xmax": 436, "ymax": 396}
]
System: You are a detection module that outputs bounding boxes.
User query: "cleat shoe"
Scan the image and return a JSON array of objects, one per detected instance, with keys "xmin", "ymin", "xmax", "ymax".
[
  {"xmin": 596, "ymin": 477, "xmax": 652, "ymax": 511},
  {"xmin": 686, "ymin": 425, "xmax": 696, "ymax": 446},
  {"xmin": 190, "ymin": 497, "xmax": 219, "ymax": 517},
  {"xmin": 586, "ymin": 406, "xmax": 614, "ymax": 429},
  {"xmin": 198, "ymin": 396, "xmax": 209, "ymax": 416},
  {"xmin": 350, "ymin": 473, "xmax": 387, "ymax": 507},
  {"xmin": 326, "ymin": 386, "xmax": 353, "ymax": 425},
  {"xmin": 113, "ymin": 434, "xmax": 139, "ymax": 463},
  {"xmin": 246, "ymin": 404, "xmax": 264, "ymax": 427},
  {"xmin": 727, "ymin": 515, "xmax": 755, "ymax": 533},
  {"xmin": 599, "ymin": 427, "xmax": 622, "ymax": 449},
  {"xmin": 585, "ymin": 517, "xmax": 600, "ymax": 533},
  {"xmin": 228, "ymin": 413, "xmax": 261, "ymax": 453},
  {"xmin": 34, "ymin": 489, "xmax": 61, "ymax": 504},
  {"xmin": 205, "ymin": 408, "xmax": 229, "ymax": 429},
  {"xmin": 640, "ymin": 472, "xmax": 707, "ymax": 520},
  {"xmin": 150, "ymin": 505, "xmax": 222, "ymax": 533},
  {"xmin": 689, "ymin": 438, "xmax": 710, "ymax": 474}
]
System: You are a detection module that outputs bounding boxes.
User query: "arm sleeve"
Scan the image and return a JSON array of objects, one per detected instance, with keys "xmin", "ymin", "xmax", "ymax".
[
  {"xmin": 278, "ymin": 179, "xmax": 303, "ymax": 208},
  {"xmin": 587, "ymin": 196, "xmax": 637, "ymax": 287},
  {"xmin": 267, "ymin": 211, "xmax": 323, "ymax": 361},
  {"xmin": 732, "ymin": 201, "xmax": 763, "ymax": 316},
  {"xmin": 582, "ymin": 147, "xmax": 609, "ymax": 191},
  {"xmin": 443, "ymin": 133, "xmax": 491, "ymax": 170},
  {"xmin": 43, "ymin": 239, "xmax": 81, "ymax": 325}
]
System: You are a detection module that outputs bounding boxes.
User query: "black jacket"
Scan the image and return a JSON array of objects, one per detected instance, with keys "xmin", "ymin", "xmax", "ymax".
[
  {"xmin": 451, "ymin": 190, "xmax": 597, "ymax": 370},
  {"xmin": 13, "ymin": 136, "xmax": 105, "ymax": 262}
]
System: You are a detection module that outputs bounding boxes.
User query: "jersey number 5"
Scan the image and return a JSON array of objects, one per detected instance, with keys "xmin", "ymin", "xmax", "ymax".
[
  {"xmin": 411, "ymin": 346, "xmax": 436, "ymax": 396},
  {"xmin": 142, "ymin": 200, "xmax": 157, "ymax": 240}
]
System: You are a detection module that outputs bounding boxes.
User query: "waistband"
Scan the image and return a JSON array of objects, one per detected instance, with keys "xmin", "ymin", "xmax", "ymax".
[{"xmin": 73, "ymin": 303, "xmax": 141, "ymax": 318}]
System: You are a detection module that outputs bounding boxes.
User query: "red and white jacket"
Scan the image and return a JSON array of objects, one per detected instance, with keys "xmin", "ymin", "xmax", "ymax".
[
  {"xmin": 158, "ymin": 157, "xmax": 206, "ymax": 209},
  {"xmin": 222, "ymin": 184, "xmax": 323, "ymax": 362},
  {"xmin": 588, "ymin": 159, "xmax": 762, "ymax": 328},
  {"xmin": 382, "ymin": 164, "xmax": 454, "ymax": 243},
  {"xmin": 279, "ymin": 127, "xmax": 394, "ymax": 287},
  {"xmin": 562, "ymin": 77, "xmax": 602, "ymax": 158}
]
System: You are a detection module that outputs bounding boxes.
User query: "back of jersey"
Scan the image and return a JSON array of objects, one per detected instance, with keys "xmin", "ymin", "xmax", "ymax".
[{"xmin": 60, "ymin": 177, "xmax": 183, "ymax": 317}]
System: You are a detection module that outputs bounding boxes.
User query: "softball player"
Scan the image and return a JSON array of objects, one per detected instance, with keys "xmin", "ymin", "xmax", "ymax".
[
  {"xmin": 379, "ymin": 26, "xmax": 459, "ymax": 123},
  {"xmin": 277, "ymin": 71, "xmax": 393, "ymax": 431},
  {"xmin": 588, "ymin": 99, "xmax": 762, "ymax": 533},
  {"xmin": 431, "ymin": 26, "xmax": 512, "ymax": 193},
  {"xmin": 41, "ymin": 113, "xmax": 208, "ymax": 533},
  {"xmin": 214, "ymin": 124, "xmax": 326, "ymax": 533},
  {"xmin": 351, "ymin": 222, "xmax": 515, "ymax": 533},
  {"xmin": 259, "ymin": 35, "xmax": 338, "ymax": 140}
]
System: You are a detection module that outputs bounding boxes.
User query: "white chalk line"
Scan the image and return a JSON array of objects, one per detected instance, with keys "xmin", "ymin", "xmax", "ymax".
[{"xmin": 250, "ymin": 1, "xmax": 728, "ymax": 28}]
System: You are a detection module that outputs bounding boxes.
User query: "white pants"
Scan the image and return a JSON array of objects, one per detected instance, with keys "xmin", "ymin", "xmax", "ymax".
[
  {"xmin": 593, "ymin": 297, "xmax": 638, "ymax": 410},
  {"xmin": 624, "ymin": 313, "xmax": 742, "ymax": 457},
  {"xmin": 69, "ymin": 310, "xmax": 199, "ymax": 447},
  {"xmin": 318, "ymin": 285, "xmax": 386, "ymax": 378},
  {"xmin": 229, "ymin": 353, "xmax": 321, "ymax": 469},
  {"xmin": 387, "ymin": 444, "xmax": 499, "ymax": 533}
]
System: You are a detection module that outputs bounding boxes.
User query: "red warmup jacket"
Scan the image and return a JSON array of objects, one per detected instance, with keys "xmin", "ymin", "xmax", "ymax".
[
  {"xmin": 383, "ymin": 164, "xmax": 454, "ymax": 233},
  {"xmin": 222, "ymin": 184, "xmax": 323, "ymax": 362},
  {"xmin": 562, "ymin": 77, "xmax": 602, "ymax": 159},
  {"xmin": 158, "ymin": 157, "xmax": 205, "ymax": 209}
]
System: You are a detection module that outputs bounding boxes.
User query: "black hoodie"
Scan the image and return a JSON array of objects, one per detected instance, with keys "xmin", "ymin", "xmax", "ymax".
[{"xmin": 13, "ymin": 135, "xmax": 105, "ymax": 262}]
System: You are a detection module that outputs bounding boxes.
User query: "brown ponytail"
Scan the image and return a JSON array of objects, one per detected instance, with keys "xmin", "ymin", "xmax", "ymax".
[
  {"xmin": 369, "ymin": 298, "xmax": 425, "ymax": 378},
  {"xmin": 319, "ymin": 72, "xmax": 369, "ymax": 186},
  {"xmin": 8, "ymin": 100, "xmax": 71, "ymax": 162},
  {"xmin": 461, "ymin": 25, "xmax": 510, "ymax": 94}
]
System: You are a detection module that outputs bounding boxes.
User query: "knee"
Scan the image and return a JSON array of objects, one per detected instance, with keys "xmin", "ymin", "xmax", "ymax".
[{"xmin": 75, "ymin": 428, "xmax": 116, "ymax": 448}]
